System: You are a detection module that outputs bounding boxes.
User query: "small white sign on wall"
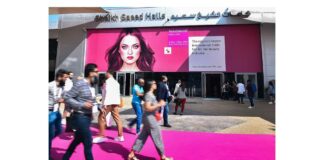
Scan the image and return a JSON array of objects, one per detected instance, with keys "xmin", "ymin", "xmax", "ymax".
[{"xmin": 164, "ymin": 47, "xmax": 172, "ymax": 54}]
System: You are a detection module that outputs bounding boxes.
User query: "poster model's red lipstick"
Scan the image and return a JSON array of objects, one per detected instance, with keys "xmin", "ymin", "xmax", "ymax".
[{"xmin": 127, "ymin": 56, "xmax": 134, "ymax": 60}]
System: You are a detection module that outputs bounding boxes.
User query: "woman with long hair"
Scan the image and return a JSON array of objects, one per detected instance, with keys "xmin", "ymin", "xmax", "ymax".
[
  {"xmin": 128, "ymin": 80, "xmax": 173, "ymax": 160},
  {"xmin": 105, "ymin": 28, "xmax": 156, "ymax": 72}
]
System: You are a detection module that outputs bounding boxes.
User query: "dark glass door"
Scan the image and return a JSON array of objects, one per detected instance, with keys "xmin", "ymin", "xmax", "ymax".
[{"xmin": 205, "ymin": 74, "xmax": 222, "ymax": 98}]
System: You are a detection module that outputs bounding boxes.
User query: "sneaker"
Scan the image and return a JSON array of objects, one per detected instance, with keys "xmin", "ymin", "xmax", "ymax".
[
  {"xmin": 268, "ymin": 102, "xmax": 273, "ymax": 104},
  {"xmin": 93, "ymin": 136, "xmax": 107, "ymax": 144},
  {"xmin": 180, "ymin": 113, "xmax": 183, "ymax": 115},
  {"xmin": 248, "ymin": 106, "xmax": 253, "ymax": 109},
  {"xmin": 114, "ymin": 136, "xmax": 125, "ymax": 142},
  {"xmin": 164, "ymin": 124, "xmax": 172, "ymax": 128},
  {"xmin": 173, "ymin": 112, "xmax": 177, "ymax": 115}
]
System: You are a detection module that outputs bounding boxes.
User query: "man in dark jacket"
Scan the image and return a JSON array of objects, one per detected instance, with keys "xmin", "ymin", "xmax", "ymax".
[
  {"xmin": 246, "ymin": 80, "xmax": 256, "ymax": 109},
  {"xmin": 156, "ymin": 75, "xmax": 173, "ymax": 128}
]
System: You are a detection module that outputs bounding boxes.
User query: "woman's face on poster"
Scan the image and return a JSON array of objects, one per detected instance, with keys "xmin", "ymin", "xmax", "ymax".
[{"xmin": 119, "ymin": 34, "xmax": 141, "ymax": 65}]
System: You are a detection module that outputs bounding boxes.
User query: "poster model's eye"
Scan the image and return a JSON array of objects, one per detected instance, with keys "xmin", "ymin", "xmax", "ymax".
[
  {"xmin": 121, "ymin": 45, "xmax": 128, "ymax": 50},
  {"xmin": 133, "ymin": 44, "xmax": 139, "ymax": 49}
]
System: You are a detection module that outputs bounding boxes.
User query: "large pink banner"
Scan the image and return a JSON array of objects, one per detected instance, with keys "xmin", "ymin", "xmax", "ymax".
[{"xmin": 86, "ymin": 25, "xmax": 262, "ymax": 72}]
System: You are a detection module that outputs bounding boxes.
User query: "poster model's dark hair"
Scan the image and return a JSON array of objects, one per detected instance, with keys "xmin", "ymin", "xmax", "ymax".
[{"xmin": 105, "ymin": 28, "xmax": 156, "ymax": 71}]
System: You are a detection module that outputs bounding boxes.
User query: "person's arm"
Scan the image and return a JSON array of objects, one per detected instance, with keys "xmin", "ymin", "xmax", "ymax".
[
  {"xmin": 63, "ymin": 81, "xmax": 85, "ymax": 110},
  {"xmin": 143, "ymin": 100, "xmax": 165, "ymax": 112},
  {"xmin": 99, "ymin": 84, "xmax": 106, "ymax": 110},
  {"xmin": 134, "ymin": 85, "xmax": 144, "ymax": 97}
]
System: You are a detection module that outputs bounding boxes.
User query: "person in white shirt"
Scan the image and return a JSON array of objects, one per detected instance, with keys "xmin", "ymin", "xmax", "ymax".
[
  {"xmin": 93, "ymin": 70, "xmax": 124, "ymax": 143},
  {"xmin": 173, "ymin": 80, "xmax": 181, "ymax": 95},
  {"xmin": 63, "ymin": 71, "xmax": 74, "ymax": 136},
  {"xmin": 49, "ymin": 69, "xmax": 68, "ymax": 159},
  {"xmin": 236, "ymin": 81, "xmax": 246, "ymax": 104},
  {"xmin": 173, "ymin": 83, "xmax": 187, "ymax": 115}
]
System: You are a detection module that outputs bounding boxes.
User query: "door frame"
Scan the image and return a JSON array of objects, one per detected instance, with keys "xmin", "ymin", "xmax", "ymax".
[
  {"xmin": 201, "ymin": 72, "xmax": 224, "ymax": 98},
  {"xmin": 116, "ymin": 72, "xmax": 135, "ymax": 96}
]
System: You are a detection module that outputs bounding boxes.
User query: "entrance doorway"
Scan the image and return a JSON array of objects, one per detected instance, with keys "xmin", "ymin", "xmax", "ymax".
[
  {"xmin": 116, "ymin": 72, "xmax": 135, "ymax": 96},
  {"xmin": 202, "ymin": 73, "xmax": 223, "ymax": 98}
]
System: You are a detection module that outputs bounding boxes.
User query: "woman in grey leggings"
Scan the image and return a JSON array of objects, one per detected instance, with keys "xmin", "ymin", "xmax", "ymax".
[{"xmin": 128, "ymin": 80, "xmax": 173, "ymax": 160}]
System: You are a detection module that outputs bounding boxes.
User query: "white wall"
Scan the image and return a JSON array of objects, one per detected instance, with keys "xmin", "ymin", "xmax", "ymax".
[{"xmin": 261, "ymin": 23, "xmax": 275, "ymax": 88}]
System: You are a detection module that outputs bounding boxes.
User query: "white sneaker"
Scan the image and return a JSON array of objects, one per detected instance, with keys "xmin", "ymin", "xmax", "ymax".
[
  {"xmin": 114, "ymin": 136, "xmax": 125, "ymax": 142},
  {"xmin": 248, "ymin": 106, "xmax": 253, "ymax": 109},
  {"xmin": 268, "ymin": 102, "xmax": 273, "ymax": 104},
  {"xmin": 93, "ymin": 137, "xmax": 107, "ymax": 144}
]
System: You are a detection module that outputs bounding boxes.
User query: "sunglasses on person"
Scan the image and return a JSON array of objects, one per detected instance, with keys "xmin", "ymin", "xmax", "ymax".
[{"xmin": 92, "ymin": 70, "xmax": 99, "ymax": 73}]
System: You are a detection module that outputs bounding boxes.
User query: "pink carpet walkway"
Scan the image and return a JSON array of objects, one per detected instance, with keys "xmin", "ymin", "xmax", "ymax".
[{"xmin": 51, "ymin": 126, "xmax": 275, "ymax": 160}]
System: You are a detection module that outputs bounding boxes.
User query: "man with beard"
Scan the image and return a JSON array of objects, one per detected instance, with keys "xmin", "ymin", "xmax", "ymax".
[
  {"xmin": 49, "ymin": 69, "xmax": 69, "ymax": 159},
  {"xmin": 62, "ymin": 64, "xmax": 99, "ymax": 160}
]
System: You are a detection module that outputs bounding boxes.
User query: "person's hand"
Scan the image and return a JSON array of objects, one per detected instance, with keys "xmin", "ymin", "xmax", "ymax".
[
  {"xmin": 100, "ymin": 106, "xmax": 107, "ymax": 115},
  {"xmin": 58, "ymin": 98, "xmax": 64, "ymax": 103},
  {"xmin": 159, "ymin": 100, "xmax": 166, "ymax": 107},
  {"xmin": 83, "ymin": 101, "xmax": 94, "ymax": 109}
]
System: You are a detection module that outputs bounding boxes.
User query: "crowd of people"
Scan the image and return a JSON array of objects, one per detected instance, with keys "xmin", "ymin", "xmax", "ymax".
[
  {"xmin": 49, "ymin": 63, "xmax": 175, "ymax": 160},
  {"xmin": 221, "ymin": 80, "xmax": 276, "ymax": 108},
  {"xmin": 49, "ymin": 63, "xmax": 275, "ymax": 160}
]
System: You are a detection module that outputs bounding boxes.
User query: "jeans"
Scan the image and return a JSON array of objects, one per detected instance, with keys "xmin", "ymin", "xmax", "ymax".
[
  {"xmin": 248, "ymin": 96, "xmax": 254, "ymax": 107},
  {"xmin": 49, "ymin": 111, "xmax": 62, "ymax": 157},
  {"xmin": 238, "ymin": 94, "xmax": 244, "ymax": 103},
  {"xmin": 163, "ymin": 102, "xmax": 169, "ymax": 125},
  {"xmin": 63, "ymin": 114, "xmax": 93, "ymax": 160},
  {"xmin": 129, "ymin": 102, "xmax": 143, "ymax": 134}
]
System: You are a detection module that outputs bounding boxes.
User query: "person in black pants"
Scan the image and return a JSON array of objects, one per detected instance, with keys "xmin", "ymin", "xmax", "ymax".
[
  {"xmin": 156, "ymin": 75, "xmax": 173, "ymax": 128},
  {"xmin": 62, "ymin": 63, "xmax": 99, "ymax": 160},
  {"xmin": 246, "ymin": 80, "xmax": 255, "ymax": 109}
]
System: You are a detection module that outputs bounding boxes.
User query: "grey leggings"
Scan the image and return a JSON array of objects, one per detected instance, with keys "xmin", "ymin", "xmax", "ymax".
[{"xmin": 132, "ymin": 113, "xmax": 165, "ymax": 156}]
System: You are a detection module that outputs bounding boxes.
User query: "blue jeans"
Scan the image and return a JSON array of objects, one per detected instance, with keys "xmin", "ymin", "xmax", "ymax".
[
  {"xmin": 49, "ymin": 111, "xmax": 62, "ymax": 157},
  {"xmin": 163, "ymin": 102, "xmax": 169, "ymax": 125},
  {"xmin": 63, "ymin": 114, "xmax": 93, "ymax": 160},
  {"xmin": 129, "ymin": 102, "xmax": 143, "ymax": 133}
]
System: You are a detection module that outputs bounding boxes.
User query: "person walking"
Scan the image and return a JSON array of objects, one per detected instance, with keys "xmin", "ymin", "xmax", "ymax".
[
  {"xmin": 63, "ymin": 71, "xmax": 75, "ymax": 137},
  {"xmin": 62, "ymin": 63, "xmax": 99, "ymax": 160},
  {"xmin": 93, "ymin": 70, "xmax": 124, "ymax": 143},
  {"xmin": 128, "ymin": 80, "xmax": 173, "ymax": 160},
  {"xmin": 173, "ymin": 80, "xmax": 181, "ymax": 95},
  {"xmin": 268, "ymin": 81, "xmax": 275, "ymax": 104},
  {"xmin": 49, "ymin": 69, "xmax": 68, "ymax": 159},
  {"xmin": 232, "ymin": 81, "xmax": 238, "ymax": 101},
  {"xmin": 237, "ymin": 81, "xmax": 245, "ymax": 104},
  {"xmin": 173, "ymin": 83, "xmax": 187, "ymax": 115},
  {"xmin": 157, "ymin": 75, "xmax": 173, "ymax": 128},
  {"xmin": 128, "ymin": 78, "xmax": 145, "ymax": 134},
  {"xmin": 246, "ymin": 80, "xmax": 256, "ymax": 109}
]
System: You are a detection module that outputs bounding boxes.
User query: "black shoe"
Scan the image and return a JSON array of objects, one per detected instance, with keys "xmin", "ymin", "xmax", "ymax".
[
  {"xmin": 173, "ymin": 112, "xmax": 177, "ymax": 115},
  {"xmin": 180, "ymin": 113, "xmax": 183, "ymax": 116},
  {"xmin": 164, "ymin": 124, "xmax": 172, "ymax": 128}
]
